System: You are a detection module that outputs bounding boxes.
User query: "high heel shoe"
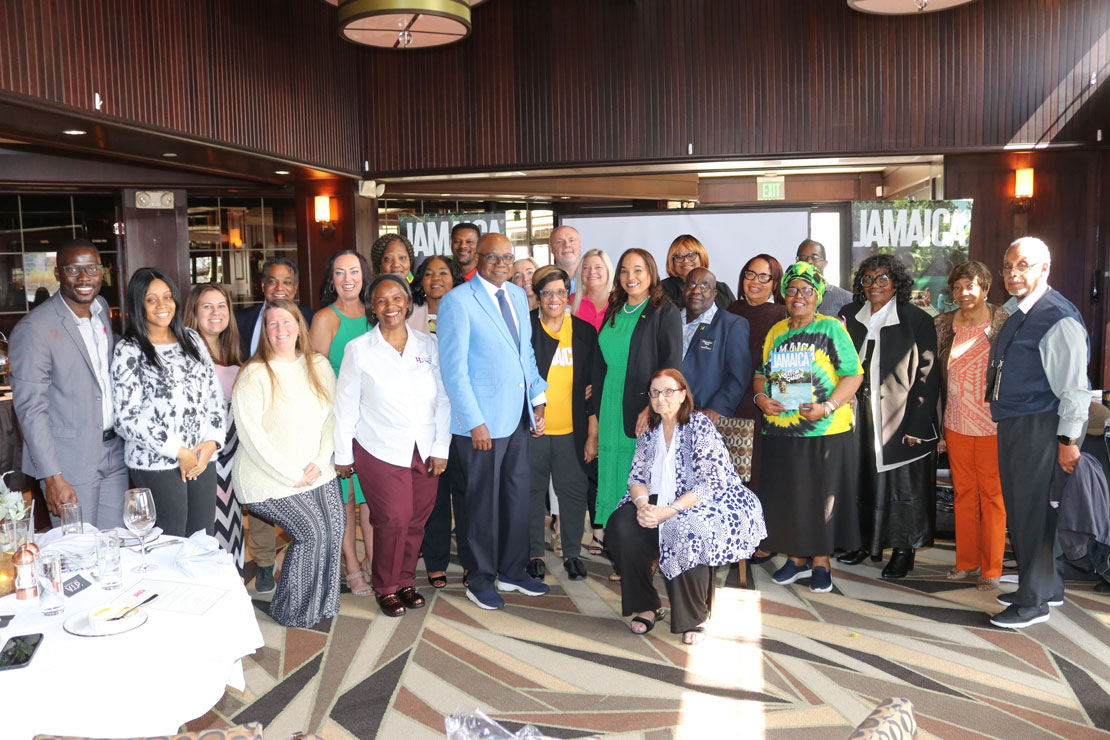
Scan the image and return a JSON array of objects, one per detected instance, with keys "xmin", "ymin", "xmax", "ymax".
[{"xmin": 881, "ymin": 548, "xmax": 915, "ymax": 579}]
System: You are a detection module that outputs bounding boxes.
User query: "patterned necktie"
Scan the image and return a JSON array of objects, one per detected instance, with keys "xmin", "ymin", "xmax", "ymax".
[{"xmin": 496, "ymin": 288, "xmax": 520, "ymax": 348}]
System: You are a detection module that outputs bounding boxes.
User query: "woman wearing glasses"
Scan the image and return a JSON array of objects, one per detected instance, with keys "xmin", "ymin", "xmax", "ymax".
[
  {"xmin": 755, "ymin": 262, "xmax": 863, "ymax": 593},
  {"xmin": 594, "ymin": 249, "xmax": 682, "ymax": 539},
  {"xmin": 606, "ymin": 368, "xmax": 765, "ymax": 644},
  {"xmin": 527, "ymin": 266, "xmax": 600, "ymax": 580},
  {"xmin": 726, "ymin": 255, "xmax": 787, "ymax": 559},
  {"xmin": 659, "ymin": 234, "xmax": 736, "ymax": 310},
  {"xmin": 837, "ymin": 255, "xmax": 941, "ymax": 579}
]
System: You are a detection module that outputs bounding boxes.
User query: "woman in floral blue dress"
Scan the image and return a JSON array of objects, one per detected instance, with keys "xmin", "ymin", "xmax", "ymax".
[{"xmin": 606, "ymin": 368, "xmax": 766, "ymax": 644}]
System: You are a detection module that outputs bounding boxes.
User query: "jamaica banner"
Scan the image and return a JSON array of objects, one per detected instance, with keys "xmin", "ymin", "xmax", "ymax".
[{"xmin": 400, "ymin": 212, "xmax": 507, "ymax": 260}]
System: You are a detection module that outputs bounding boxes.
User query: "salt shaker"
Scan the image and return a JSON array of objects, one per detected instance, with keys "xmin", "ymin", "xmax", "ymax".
[{"xmin": 12, "ymin": 544, "xmax": 37, "ymax": 600}]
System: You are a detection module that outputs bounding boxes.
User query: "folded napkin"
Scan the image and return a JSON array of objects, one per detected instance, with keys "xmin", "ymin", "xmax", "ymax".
[
  {"xmin": 174, "ymin": 529, "xmax": 231, "ymax": 578},
  {"xmin": 36, "ymin": 522, "xmax": 98, "ymax": 548},
  {"xmin": 38, "ymin": 526, "xmax": 99, "ymax": 571}
]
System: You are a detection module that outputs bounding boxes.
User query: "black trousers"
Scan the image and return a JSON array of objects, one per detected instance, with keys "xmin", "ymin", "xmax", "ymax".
[
  {"xmin": 129, "ymin": 465, "xmax": 216, "ymax": 538},
  {"xmin": 453, "ymin": 416, "xmax": 531, "ymax": 592},
  {"xmin": 997, "ymin": 411, "xmax": 1065, "ymax": 607},
  {"xmin": 606, "ymin": 500, "xmax": 715, "ymax": 633},
  {"xmin": 419, "ymin": 438, "xmax": 470, "ymax": 573},
  {"xmin": 529, "ymin": 433, "xmax": 588, "ymax": 559}
]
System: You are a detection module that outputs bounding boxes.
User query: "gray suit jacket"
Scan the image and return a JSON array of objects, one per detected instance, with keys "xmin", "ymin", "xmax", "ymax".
[{"xmin": 10, "ymin": 292, "xmax": 118, "ymax": 483}]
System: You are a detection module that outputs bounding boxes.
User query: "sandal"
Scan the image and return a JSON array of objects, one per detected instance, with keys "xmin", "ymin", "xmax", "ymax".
[
  {"xmin": 344, "ymin": 569, "xmax": 373, "ymax": 596},
  {"xmin": 586, "ymin": 535, "xmax": 607, "ymax": 557},
  {"xmin": 946, "ymin": 567, "xmax": 981, "ymax": 580},
  {"xmin": 683, "ymin": 627, "xmax": 706, "ymax": 645},
  {"xmin": 427, "ymin": 571, "xmax": 448, "ymax": 589},
  {"xmin": 630, "ymin": 608, "xmax": 664, "ymax": 634},
  {"xmin": 976, "ymin": 576, "xmax": 1000, "ymax": 591},
  {"xmin": 462, "ymin": 569, "xmax": 470, "ymax": 588},
  {"xmin": 749, "ymin": 549, "xmax": 776, "ymax": 565}
]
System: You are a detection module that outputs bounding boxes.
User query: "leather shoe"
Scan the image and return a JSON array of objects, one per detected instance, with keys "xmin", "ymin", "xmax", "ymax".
[
  {"xmin": 881, "ymin": 548, "xmax": 915, "ymax": 579},
  {"xmin": 837, "ymin": 549, "xmax": 868, "ymax": 566},
  {"xmin": 396, "ymin": 586, "xmax": 426, "ymax": 609},
  {"xmin": 376, "ymin": 592, "xmax": 407, "ymax": 617},
  {"xmin": 526, "ymin": 558, "xmax": 546, "ymax": 580},
  {"xmin": 563, "ymin": 556, "xmax": 587, "ymax": 580}
]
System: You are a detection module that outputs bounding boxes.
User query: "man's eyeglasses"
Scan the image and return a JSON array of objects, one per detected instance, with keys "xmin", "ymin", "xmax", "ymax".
[
  {"xmin": 647, "ymin": 387, "xmax": 684, "ymax": 399},
  {"xmin": 795, "ymin": 253, "xmax": 823, "ymax": 264},
  {"xmin": 1000, "ymin": 261, "xmax": 1042, "ymax": 277},
  {"xmin": 672, "ymin": 252, "xmax": 699, "ymax": 264},
  {"xmin": 785, "ymin": 286, "xmax": 816, "ymax": 298},
  {"xmin": 481, "ymin": 253, "xmax": 515, "ymax": 265},
  {"xmin": 61, "ymin": 265, "xmax": 103, "ymax": 278},
  {"xmin": 742, "ymin": 270, "xmax": 773, "ymax": 284},
  {"xmin": 684, "ymin": 281, "xmax": 713, "ymax": 293},
  {"xmin": 538, "ymin": 289, "xmax": 568, "ymax": 299},
  {"xmin": 860, "ymin": 273, "xmax": 891, "ymax": 287}
]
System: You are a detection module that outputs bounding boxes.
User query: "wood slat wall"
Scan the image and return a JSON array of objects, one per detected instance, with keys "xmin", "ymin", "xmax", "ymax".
[{"xmin": 0, "ymin": 0, "xmax": 1107, "ymax": 176}]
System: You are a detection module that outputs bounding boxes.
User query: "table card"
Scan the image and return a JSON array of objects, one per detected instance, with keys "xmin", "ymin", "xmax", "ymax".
[
  {"xmin": 62, "ymin": 574, "xmax": 93, "ymax": 597},
  {"xmin": 112, "ymin": 579, "xmax": 228, "ymax": 616}
]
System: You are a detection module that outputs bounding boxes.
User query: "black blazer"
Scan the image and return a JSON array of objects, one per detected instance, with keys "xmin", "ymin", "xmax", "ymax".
[
  {"xmin": 839, "ymin": 300, "xmax": 941, "ymax": 465},
  {"xmin": 234, "ymin": 302, "xmax": 316, "ymax": 360},
  {"xmin": 530, "ymin": 311, "xmax": 600, "ymax": 471},
  {"xmin": 595, "ymin": 299, "xmax": 683, "ymax": 438},
  {"xmin": 660, "ymin": 276, "xmax": 736, "ymax": 312}
]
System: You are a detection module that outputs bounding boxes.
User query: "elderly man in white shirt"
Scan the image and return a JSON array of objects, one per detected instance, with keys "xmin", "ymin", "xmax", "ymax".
[{"xmin": 334, "ymin": 273, "xmax": 452, "ymax": 618}]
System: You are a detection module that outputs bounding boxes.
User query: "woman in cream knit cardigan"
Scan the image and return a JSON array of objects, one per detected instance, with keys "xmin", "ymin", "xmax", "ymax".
[{"xmin": 232, "ymin": 299, "xmax": 345, "ymax": 628}]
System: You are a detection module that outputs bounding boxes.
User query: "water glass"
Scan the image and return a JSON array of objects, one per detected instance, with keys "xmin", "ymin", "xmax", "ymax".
[
  {"xmin": 95, "ymin": 531, "xmax": 122, "ymax": 590},
  {"xmin": 0, "ymin": 519, "xmax": 14, "ymax": 553},
  {"xmin": 38, "ymin": 551, "xmax": 64, "ymax": 616},
  {"xmin": 60, "ymin": 502, "xmax": 83, "ymax": 535},
  {"xmin": 12, "ymin": 516, "xmax": 33, "ymax": 550}
]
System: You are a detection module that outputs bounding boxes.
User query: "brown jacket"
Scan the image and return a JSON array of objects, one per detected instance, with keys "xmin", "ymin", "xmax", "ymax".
[{"xmin": 934, "ymin": 303, "xmax": 1008, "ymax": 416}]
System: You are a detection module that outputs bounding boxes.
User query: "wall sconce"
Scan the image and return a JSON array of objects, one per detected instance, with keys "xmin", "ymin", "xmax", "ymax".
[
  {"xmin": 229, "ymin": 227, "xmax": 243, "ymax": 249},
  {"xmin": 314, "ymin": 195, "xmax": 335, "ymax": 236},
  {"xmin": 1012, "ymin": 168, "xmax": 1034, "ymax": 213}
]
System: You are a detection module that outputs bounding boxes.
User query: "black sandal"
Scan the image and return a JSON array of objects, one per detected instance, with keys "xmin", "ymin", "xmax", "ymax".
[
  {"xmin": 427, "ymin": 571, "xmax": 448, "ymax": 589},
  {"xmin": 629, "ymin": 608, "xmax": 664, "ymax": 635},
  {"xmin": 586, "ymin": 535, "xmax": 607, "ymax": 557}
]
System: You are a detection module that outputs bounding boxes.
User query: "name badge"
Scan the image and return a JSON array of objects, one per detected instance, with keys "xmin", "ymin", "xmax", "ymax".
[{"xmin": 698, "ymin": 338, "xmax": 715, "ymax": 352}]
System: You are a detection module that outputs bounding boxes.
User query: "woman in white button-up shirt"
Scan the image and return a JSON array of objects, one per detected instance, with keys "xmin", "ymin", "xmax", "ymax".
[{"xmin": 334, "ymin": 274, "xmax": 451, "ymax": 618}]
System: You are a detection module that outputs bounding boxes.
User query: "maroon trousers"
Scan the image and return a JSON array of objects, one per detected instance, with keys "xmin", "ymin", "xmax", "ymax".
[{"xmin": 353, "ymin": 442, "xmax": 439, "ymax": 594}]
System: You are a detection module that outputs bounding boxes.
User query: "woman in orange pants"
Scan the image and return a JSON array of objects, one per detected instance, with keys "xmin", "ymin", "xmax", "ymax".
[{"xmin": 935, "ymin": 261, "xmax": 1008, "ymax": 590}]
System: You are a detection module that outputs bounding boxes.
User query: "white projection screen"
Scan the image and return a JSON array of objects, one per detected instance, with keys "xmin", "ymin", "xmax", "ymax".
[{"xmin": 560, "ymin": 209, "xmax": 816, "ymax": 296}]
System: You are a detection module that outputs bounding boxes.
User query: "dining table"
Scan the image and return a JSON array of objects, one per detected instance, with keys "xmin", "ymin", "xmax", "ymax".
[{"xmin": 0, "ymin": 529, "xmax": 264, "ymax": 739}]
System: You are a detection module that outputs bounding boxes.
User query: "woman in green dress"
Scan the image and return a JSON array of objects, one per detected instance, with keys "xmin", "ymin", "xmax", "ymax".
[
  {"xmin": 595, "ymin": 248, "xmax": 683, "ymax": 551},
  {"xmin": 309, "ymin": 248, "xmax": 374, "ymax": 596}
]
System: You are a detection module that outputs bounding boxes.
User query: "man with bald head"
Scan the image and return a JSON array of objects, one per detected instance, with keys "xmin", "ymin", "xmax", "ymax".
[
  {"xmin": 796, "ymin": 239, "xmax": 853, "ymax": 317},
  {"xmin": 10, "ymin": 239, "xmax": 128, "ymax": 528},
  {"xmin": 438, "ymin": 232, "xmax": 550, "ymax": 609},
  {"xmin": 549, "ymin": 225, "xmax": 582, "ymax": 292},
  {"xmin": 988, "ymin": 237, "xmax": 1089, "ymax": 629}
]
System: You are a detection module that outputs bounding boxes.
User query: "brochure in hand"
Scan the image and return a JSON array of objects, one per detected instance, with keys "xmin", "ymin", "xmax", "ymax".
[{"xmin": 767, "ymin": 347, "xmax": 814, "ymax": 411}]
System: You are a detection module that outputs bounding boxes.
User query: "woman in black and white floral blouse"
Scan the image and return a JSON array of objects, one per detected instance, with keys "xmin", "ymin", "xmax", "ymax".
[{"xmin": 111, "ymin": 267, "xmax": 225, "ymax": 537}]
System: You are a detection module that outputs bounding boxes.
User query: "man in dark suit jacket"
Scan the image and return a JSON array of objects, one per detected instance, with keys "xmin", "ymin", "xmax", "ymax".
[
  {"xmin": 680, "ymin": 268, "xmax": 752, "ymax": 421},
  {"xmin": 233, "ymin": 256, "xmax": 314, "ymax": 593},
  {"xmin": 10, "ymin": 240, "xmax": 127, "ymax": 528}
]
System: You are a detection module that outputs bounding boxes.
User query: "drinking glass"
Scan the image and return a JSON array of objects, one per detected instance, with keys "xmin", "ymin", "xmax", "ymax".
[
  {"xmin": 0, "ymin": 519, "xmax": 14, "ymax": 553},
  {"xmin": 95, "ymin": 530, "xmax": 122, "ymax": 590},
  {"xmin": 122, "ymin": 488, "xmax": 157, "ymax": 573},
  {"xmin": 60, "ymin": 501, "xmax": 83, "ymax": 535},
  {"xmin": 38, "ymin": 551, "xmax": 64, "ymax": 616}
]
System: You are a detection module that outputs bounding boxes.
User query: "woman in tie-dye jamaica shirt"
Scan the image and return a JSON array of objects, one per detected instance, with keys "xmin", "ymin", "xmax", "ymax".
[{"xmin": 750, "ymin": 261, "xmax": 864, "ymax": 595}]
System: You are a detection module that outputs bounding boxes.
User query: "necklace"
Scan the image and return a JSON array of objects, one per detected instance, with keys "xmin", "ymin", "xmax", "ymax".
[{"xmin": 623, "ymin": 298, "xmax": 648, "ymax": 314}]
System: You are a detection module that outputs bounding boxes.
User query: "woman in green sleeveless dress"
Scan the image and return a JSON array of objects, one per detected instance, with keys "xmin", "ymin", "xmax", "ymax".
[
  {"xmin": 309, "ymin": 249, "xmax": 374, "ymax": 596},
  {"xmin": 595, "ymin": 249, "xmax": 683, "ymax": 549}
]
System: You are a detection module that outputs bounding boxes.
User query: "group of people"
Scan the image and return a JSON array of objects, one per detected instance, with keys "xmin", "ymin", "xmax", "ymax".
[{"xmin": 8, "ymin": 225, "xmax": 1089, "ymax": 636}]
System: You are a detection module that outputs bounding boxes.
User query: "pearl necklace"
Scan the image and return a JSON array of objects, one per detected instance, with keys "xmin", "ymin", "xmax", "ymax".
[{"xmin": 623, "ymin": 298, "xmax": 648, "ymax": 314}]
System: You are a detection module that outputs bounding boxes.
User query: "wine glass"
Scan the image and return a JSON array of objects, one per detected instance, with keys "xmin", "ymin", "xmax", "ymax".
[{"xmin": 123, "ymin": 488, "xmax": 157, "ymax": 573}]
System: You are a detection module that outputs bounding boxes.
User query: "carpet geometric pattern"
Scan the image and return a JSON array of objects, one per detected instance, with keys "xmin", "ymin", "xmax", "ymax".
[{"xmin": 183, "ymin": 543, "xmax": 1110, "ymax": 739}]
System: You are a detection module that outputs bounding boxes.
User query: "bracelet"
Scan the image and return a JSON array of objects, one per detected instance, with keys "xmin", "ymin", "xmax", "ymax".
[
  {"xmin": 753, "ymin": 392, "xmax": 768, "ymax": 402},
  {"xmin": 668, "ymin": 505, "xmax": 683, "ymax": 515},
  {"xmin": 823, "ymin": 402, "xmax": 831, "ymax": 418},
  {"xmin": 632, "ymin": 495, "xmax": 648, "ymax": 503}
]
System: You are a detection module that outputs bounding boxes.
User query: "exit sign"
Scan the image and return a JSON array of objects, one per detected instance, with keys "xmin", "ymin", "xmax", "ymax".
[{"xmin": 757, "ymin": 176, "xmax": 785, "ymax": 201}]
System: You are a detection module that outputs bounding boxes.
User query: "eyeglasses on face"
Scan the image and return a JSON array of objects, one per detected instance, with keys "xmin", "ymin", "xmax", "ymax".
[
  {"xmin": 538, "ymin": 289, "xmax": 568, "ymax": 299},
  {"xmin": 480, "ymin": 253, "xmax": 515, "ymax": 265},
  {"xmin": 61, "ymin": 265, "xmax": 103, "ymax": 278},
  {"xmin": 647, "ymin": 387, "xmax": 684, "ymax": 399},
  {"xmin": 742, "ymin": 270, "xmax": 773, "ymax": 284},
  {"xmin": 672, "ymin": 252, "xmax": 699, "ymax": 264},
  {"xmin": 999, "ymin": 261, "xmax": 1041, "ymax": 277},
  {"xmin": 795, "ymin": 253, "xmax": 823, "ymax": 264},
  {"xmin": 860, "ymin": 273, "xmax": 891, "ymax": 287},
  {"xmin": 784, "ymin": 286, "xmax": 816, "ymax": 298},
  {"xmin": 684, "ymin": 281, "xmax": 713, "ymax": 293}
]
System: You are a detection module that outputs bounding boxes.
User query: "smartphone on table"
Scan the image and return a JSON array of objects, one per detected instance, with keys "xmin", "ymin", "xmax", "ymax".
[{"xmin": 0, "ymin": 633, "xmax": 44, "ymax": 670}]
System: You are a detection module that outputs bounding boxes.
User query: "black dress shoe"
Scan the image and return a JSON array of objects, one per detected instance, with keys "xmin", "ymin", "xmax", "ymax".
[
  {"xmin": 376, "ymin": 592, "xmax": 407, "ymax": 617},
  {"xmin": 396, "ymin": 586, "xmax": 426, "ymax": 609},
  {"xmin": 881, "ymin": 548, "xmax": 915, "ymax": 579},
  {"xmin": 749, "ymin": 551, "xmax": 777, "ymax": 565},
  {"xmin": 837, "ymin": 549, "xmax": 868, "ymax": 566},
  {"xmin": 563, "ymin": 557, "xmax": 587, "ymax": 580},
  {"xmin": 526, "ymin": 558, "xmax": 546, "ymax": 580}
]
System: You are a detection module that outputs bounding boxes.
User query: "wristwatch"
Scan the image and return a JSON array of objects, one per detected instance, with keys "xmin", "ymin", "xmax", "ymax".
[{"xmin": 1057, "ymin": 435, "xmax": 1077, "ymax": 446}]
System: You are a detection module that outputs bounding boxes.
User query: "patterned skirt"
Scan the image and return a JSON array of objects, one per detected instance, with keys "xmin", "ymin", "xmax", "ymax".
[
  {"xmin": 214, "ymin": 418, "xmax": 244, "ymax": 572},
  {"xmin": 245, "ymin": 478, "xmax": 346, "ymax": 628}
]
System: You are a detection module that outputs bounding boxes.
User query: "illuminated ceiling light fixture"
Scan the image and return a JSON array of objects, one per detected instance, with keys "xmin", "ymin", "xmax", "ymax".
[
  {"xmin": 334, "ymin": 0, "xmax": 473, "ymax": 49},
  {"xmin": 846, "ymin": 0, "xmax": 976, "ymax": 13}
]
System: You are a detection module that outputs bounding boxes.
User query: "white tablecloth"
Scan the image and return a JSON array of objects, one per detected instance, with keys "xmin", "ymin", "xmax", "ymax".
[{"xmin": 0, "ymin": 534, "xmax": 264, "ymax": 739}]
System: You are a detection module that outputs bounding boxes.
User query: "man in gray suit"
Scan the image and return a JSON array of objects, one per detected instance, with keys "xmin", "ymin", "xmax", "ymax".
[{"xmin": 10, "ymin": 240, "xmax": 128, "ymax": 528}]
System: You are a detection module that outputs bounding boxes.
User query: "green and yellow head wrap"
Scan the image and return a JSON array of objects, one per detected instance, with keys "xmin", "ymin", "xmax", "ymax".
[{"xmin": 781, "ymin": 260, "xmax": 827, "ymax": 304}]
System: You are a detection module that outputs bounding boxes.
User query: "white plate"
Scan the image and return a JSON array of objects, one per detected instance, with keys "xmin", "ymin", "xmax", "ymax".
[
  {"xmin": 63, "ymin": 609, "xmax": 148, "ymax": 638},
  {"xmin": 115, "ymin": 526, "xmax": 163, "ymax": 547}
]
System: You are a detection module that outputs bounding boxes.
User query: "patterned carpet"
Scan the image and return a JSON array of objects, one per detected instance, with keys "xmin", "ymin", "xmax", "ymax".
[{"xmin": 184, "ymin": 541, "xmax": 1110, "ymax": 740}]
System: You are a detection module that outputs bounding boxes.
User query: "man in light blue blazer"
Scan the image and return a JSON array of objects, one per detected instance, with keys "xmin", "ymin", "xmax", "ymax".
[{"xmin": 438, "ymin": 233, "xmax": 550, "ymax": 609}]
